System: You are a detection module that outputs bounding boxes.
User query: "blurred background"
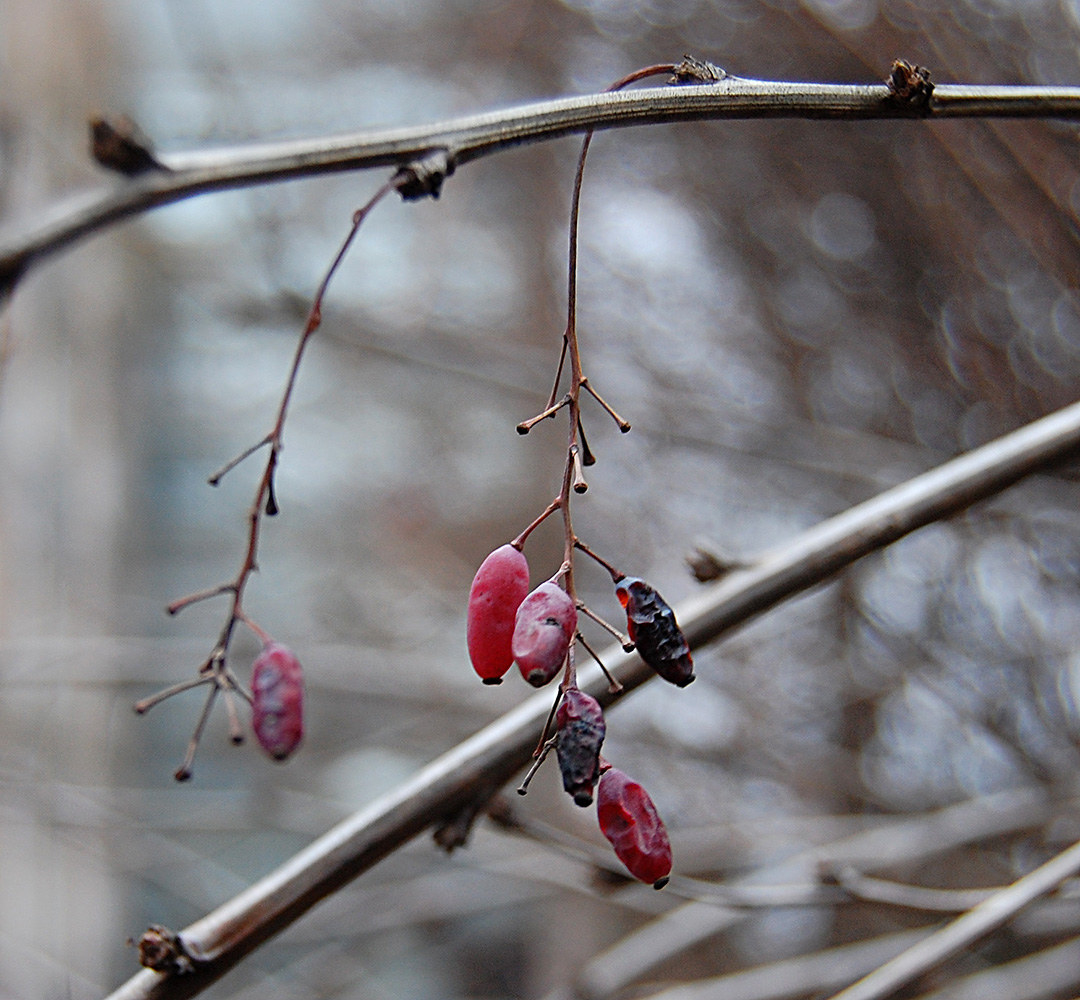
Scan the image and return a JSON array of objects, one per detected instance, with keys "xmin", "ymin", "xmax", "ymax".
[{"xmin": 5, "ymin": 0, "xmax": 1080, "ymax": 997}]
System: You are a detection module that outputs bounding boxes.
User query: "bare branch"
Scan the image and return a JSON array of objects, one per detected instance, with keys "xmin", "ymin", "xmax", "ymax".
[
  {"xmin": 5, "ymin": 77, "xmax": 1080, "ymax": 293},
  {"xmin": 638, "ymin": 929, "xmax": 932, "ymax": 1000},
  {"xmin": 823, "ymin": 838, "xmax": 1080, "ymax": 1000},
  {"xmin": 103, "ymin": 391, "xmax": 1080, "ymax": 1000}
]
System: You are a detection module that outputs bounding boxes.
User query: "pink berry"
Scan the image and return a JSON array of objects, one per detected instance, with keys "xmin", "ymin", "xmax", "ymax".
[
  {"xmin": 467, "ymin": 544, "xmax": 531, "ymax": 684},
  {"xmin": 597, "ymin": 767, "xmax": 673, "ymax": 888},
  {"xmin": 615, "ymin": 577, "xmax": 695, "ymax": 687},
  {"xmin": 555, "ymin": 688, "xmax": 605, "ymax": 806},
  {"xmin": 251, "ymin": 643, "xmax": 304, "ymax": 761},
  {"xmin": 512, "ymin": 582, "xmax": 577, "ymax": 687}
]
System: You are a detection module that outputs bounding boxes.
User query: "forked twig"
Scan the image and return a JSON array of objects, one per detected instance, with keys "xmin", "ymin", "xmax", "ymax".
[{"xmin": 135, "ymin": 172, "xmax": 407, "ymax": 779}]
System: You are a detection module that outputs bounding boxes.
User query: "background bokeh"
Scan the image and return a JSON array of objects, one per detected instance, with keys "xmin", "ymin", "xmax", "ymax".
[{"xmin": 4, "ymin": 1, "xmax": 1080, "ymax": 998}]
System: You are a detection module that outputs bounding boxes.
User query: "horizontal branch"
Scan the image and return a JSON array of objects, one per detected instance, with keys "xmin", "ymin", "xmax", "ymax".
[
  {"xmin": 5, "ymin": 74, "xmax": 1080, "ymax": 295},
  {"xmin": 105, "ymin": 394, "xmax": 1080, "ymax": 1000}
]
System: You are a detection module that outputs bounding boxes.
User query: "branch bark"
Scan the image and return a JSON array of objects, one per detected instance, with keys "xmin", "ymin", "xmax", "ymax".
[
  {"xmin": 105, "ymin": 393, "xmax": 1080, "ymax": 1000},
  {"xmin": 5, "ymin": 75, "xmax": 1080, "ymax": 295}
]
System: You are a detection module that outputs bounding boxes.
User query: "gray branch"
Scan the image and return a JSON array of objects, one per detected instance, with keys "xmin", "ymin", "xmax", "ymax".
[
  {"xmin": 823, "ymin": 838, "xmax": 1080, "ymax": 1000},
  {"xmin": 5, "ymin": 75, "xmax": 1080, "ymax": 295},
  {"xmin": 104, "ymin": 390, "xmax": 1080, "ymax": 1000}
]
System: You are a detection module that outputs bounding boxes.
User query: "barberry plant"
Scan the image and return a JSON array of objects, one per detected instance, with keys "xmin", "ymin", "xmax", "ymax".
[{"xmin": 464, "ymin": 61, "xmax": 711, "ymax": 885}]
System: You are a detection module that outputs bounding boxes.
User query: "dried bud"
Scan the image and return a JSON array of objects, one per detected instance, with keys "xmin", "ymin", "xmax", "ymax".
[
  {"xmin": 512, "ymin": 582, "xmax": 577, "ymax": 686},
  {"xmin": 251, "ymin": 643, "xmax": 304, "ymax": 761},
  {"xmin": 615, "ymin": 577, "xmax": 694, "ymax": 687},
  {"xmin": 555, "ymin": 688, "xmax": 606, "ymax": 806},
  {"xmin": 597, "ymin": 767, "xmax": 673, "ymax": 888}
]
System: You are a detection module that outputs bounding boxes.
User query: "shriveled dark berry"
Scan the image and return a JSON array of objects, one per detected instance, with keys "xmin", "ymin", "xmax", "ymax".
[
  {"xmin": 615, "ymin": 577, "xmax": 694, "ymax": 687},
  {"xmin": 555, "ymin": 688, "xmax": 606, "ymax": 806},
  {"xmin": 597, "ymin": 766, "xmax": 672, "ymax": 888}
]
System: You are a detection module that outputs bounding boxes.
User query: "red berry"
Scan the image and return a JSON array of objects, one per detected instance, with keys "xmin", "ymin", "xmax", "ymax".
[
  {"xmin": 615, "ymin": 577, "xmax": 695, "ymax": 687},
  {"xmin": 467, "ymin": 544, "xmax": 530, "ymax": 684},
  {"xmin": 597, "ymin": 767, "xmax": 672, "ymax": 888},
  {"xmin": 512, "ymin": 582, "xmax": 577, "ymax": 686},
  {"xmin": 555, "ymin": 688, "xmax": 605, "ymax": 806},
  {"xmin": 251, "ymin": 643, "xmax": 304, "ymax": 761}
]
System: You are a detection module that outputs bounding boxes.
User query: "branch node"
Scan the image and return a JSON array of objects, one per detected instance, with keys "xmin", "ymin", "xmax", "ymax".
[
  {"xmin": 886, "ymin": 59, "xmax": 934, "ymax": 110},
  {"xmin": 395, "ymin": 148, "xmax": 456, "ymax": 201},
  {"xmin": 671, "ymin": 55, "xmax": 727, "ymax": 85},
  {"xmin": 687, "ymin": 541, "xmax": 747, "ymax": 582},
  {"xmin": 90, "ymin": 115, "xmax": 168, "ymax": 176},
  {"xmin": 134, "ymin": 925, "xmax": 197, "ymax": 975}
]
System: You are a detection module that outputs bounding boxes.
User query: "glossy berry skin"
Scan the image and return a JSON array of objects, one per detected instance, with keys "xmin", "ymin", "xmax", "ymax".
[
  {"xmin": 512, "ymin": 582, "xmax": 577, "ymax": 686},
  {"xmin": 615, "ymin": 577, "xmax": 695, "ymax": 687},
  {"xmin": 251, "ymin": 643, "xmax": 304, "ymax": 761},
  {"xmin": 597, "ymin": 767, "xmax": 672, "ymax": 888},
  {"xmin": 555, "ymin": 688, "xmax": 606, "ymax": 806},
  {"xmin": 467, "ymin": 544, "xmax": 530, "ymax": 684}
]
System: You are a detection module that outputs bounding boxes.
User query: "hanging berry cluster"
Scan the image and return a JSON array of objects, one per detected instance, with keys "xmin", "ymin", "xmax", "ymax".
[{"xmin": 465, "ymin": 61, "xmax": 710, "ymax": 888}]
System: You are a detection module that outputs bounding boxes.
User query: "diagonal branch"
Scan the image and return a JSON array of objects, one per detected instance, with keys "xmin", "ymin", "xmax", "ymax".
[
  {"xmin": 105, "ymin": 394, "xmax": 1080, "ymax": 1000},
  {"xmin": 823, "ymin": 838, "xmax": 1080, "ymax": 1000},
  {"xmin": 5, "ymin": 75, "xmax": 1080, "ymax": 294}
]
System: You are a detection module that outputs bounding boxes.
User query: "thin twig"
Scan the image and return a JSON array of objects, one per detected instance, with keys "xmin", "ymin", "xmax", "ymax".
[
  {"xmin": 138, "ymin": 176, "xmax": 399, "ymax": 778},
  {"xmin": 104, "ymin": 392, "xmax": 1080, "ymax": 1000}
]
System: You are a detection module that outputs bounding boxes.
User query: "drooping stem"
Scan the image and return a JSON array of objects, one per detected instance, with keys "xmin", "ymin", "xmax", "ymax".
[
  {"xmin": 137, "ymin": 176, "xmax": 399, "ymax": 779},
  {"xmin": 554, "ymin": 65, "xmax": 676, "ymax": 688}
]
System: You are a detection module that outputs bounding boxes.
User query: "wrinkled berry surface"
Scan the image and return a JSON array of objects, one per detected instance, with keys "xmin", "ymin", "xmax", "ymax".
[
  {"xmin": 512, "ymin": 582, "xmax": 577, "ymax": 686},
  {"xmin": 616, "ymin": 577, "xmax": 695, "ymax": 687},
  {"xmin": 467, "ymin": 544, "xmax": 530, "ymax": 684},
  {"xmin": 597, "ymin": 766, "xmax": 672, "ymax": 887},
  {"xmin": 555, "ymin": 688, "xmax": 606, "ymax": 806},
  {"xmin": 251, "ymin": 642, "xmax": 304, "ymax": 761}
]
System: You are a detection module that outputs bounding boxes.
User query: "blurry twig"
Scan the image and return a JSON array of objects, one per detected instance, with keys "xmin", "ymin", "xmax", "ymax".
[
  {"xmin": 821, "ymin": 838, "xmax": 1080, "ymax": 1000},
  {"xmin": 574, "ymin": 787, "xmax": 1052, "ymax": 999},
  {"xmin": 912, "ymin": 933, "xmax": 1080, "ymax": 1000},
  {"xmin": 106, "ymin": 391, "xmax": 1080, "ymax": 1000},
  {"xmin": 637, "ymin": 929, "xmax": 932, "ymax": 1000},
  {"xmin": 7, "ymin": 75, "xmax": 1080, "ymax": 294}
]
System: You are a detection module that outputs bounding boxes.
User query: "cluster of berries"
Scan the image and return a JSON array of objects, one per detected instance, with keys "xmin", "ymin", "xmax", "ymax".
[{"xmin": 467, "ymin": 543, "xmax": 692, "ymax": 887}]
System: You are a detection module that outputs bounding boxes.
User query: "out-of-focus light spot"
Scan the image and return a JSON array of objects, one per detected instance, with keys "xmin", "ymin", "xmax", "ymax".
[
  {"xmin": 807, "ymin": 350, "xmax": 887, "ymax": 427},
  {"xmin": 801, "ymin": 0, "xmax": 877, "ymax": 31},
  {"xmin": 775, "ymin": 267, "xmax": 847, "ymax": 342},
  {"xmin": 858, "ymin": 558, "xmax": 929, "ymax": 637},
  {"xmin": 322, "ymin": 747, "xmax": 418, "ymax": 809},
  {"xmin": 971, "ymin": 536, "xmax": 1043, "ymax": 652},
  {"xmin": 559, "ymin": 0, "xmax": 699, "ymax": 32},
  {"xmin": 807, "ymin": 193, "xmax": 875, "ymax": 261},
  {"xmin": 591, "ymin": 188, "xmax": 705, "ymax": 267}
]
